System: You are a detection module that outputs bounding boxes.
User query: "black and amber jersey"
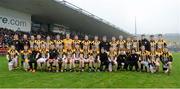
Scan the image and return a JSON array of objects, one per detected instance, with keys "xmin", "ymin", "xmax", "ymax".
[
  {"xmin": 35, "ymin": 40, "xmax": 43, "ymax": 48},
  {"xmin": 39, "ymin": 48, "xmax": 49, "ymax": 58},
  {"xmin": 160, "ymin": 52, "xmax": 173, "ymax": 64},
  {"xmin": 118, "ymin": 40, "xmax": 126, "ymax": 49},
  {"xmin": 109, "ymin": 41, "xmax": 118, "ymax": 49},
  {"xmin": 54, "ymin": 40, "xmax": 63, "ymax": 46},
  {"xmin": 138, "ymin": 50, "xmax": 150, "ymax": 61},
  {"xmin": 72, "ymin": 48, "xmax": 81, "ymax": 58},
  {"xmin": 44, "ymin": 41, "xmax": 54, "ymax": 47},
  {"xmin": 107, "ymin": 51, "xmax": 117, "ymax": 58},
  {"xmin": 156, "ymin": 40, "xmax": 167, "ymax": 50},
  {"xmin": 20, "ymin": 50, "xmax": 32, "ymax": 60},
  {"xmin": 150, "ymin": 40, "xmax": 157, "ymax": 48},
  {"xmin": 149, "ymin": 51, "xmax": 160, "ymax": 61},
  {"xmin": 125, "ymin": 41, "xmax": 132, "ymax": 51},
  {"xmin": 81, "ymin": 40, "xmax": 91, "ymax": 49},
  {"xmin": 91, "ymin": 40, "xmax": 100, "ymax": 50},
  {"xmin": 81, "ymin": 49, "xmax": 90, "ymax": 59},
  {"xmin": 63, "ymin": 49, "xmax": 74, "ymax": 55},
  {"xmin": 132, "ymin": 40, "xmax": 139, "ymax": 51},
  {"xmin": 57, "ymin": 49, "xmax": 66, "ymax": 58},
  {"xmin": 7, "ymin": 49, "xmax": 19, "ymax": 58},
  {"xmin": 73, "ymin": 40, "xmax": 81, "ymax": 47},
  {"xmin": 89, "ymin": 50, "xmax": 100, "ymax": 58}
]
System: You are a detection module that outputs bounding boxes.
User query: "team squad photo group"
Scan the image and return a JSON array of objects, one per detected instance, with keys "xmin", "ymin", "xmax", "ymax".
[{"xmin": 6, "ymin": 33, "xmax": 173, "ymax": 74}]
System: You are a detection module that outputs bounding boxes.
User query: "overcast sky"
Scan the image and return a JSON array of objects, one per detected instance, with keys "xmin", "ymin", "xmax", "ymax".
[{"xmin": 64, "ymin": 0, "xmax": 180, "ymax": 34}]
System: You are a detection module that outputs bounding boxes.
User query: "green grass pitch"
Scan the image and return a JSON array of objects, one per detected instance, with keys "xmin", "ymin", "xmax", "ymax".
[{"xmin": 0, "ymin": 53, "xmax": 180, "ymax": 88}]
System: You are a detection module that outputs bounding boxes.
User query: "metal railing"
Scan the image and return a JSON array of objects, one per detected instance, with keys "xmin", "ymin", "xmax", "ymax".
[{"xmin": 54, "ymin": 0, "xmax": 130, "ymax": 35}]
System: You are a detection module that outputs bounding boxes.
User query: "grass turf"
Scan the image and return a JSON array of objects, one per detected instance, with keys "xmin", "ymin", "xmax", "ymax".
[{"xmin": 0, "ymin": 53, "xmax": 180, "ymax": 88}]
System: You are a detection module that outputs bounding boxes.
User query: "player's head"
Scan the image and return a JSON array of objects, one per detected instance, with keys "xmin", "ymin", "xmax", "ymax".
[
  {"xmin": 23, "ymin": 34, "xmax": 28, "ymax": 40},
  {"xmin": 31, "ymin": 35, "xmax": 35, "ymax": 40},
  {"xmin": 11, "ymin": 45, "xmax": 15, "ymax": 50},
  {"xmin": 127, "ymin": 37, "xmax": 131, "ymax": 41},
  {"xmin": 74, "ymin": 35, "xmax": 78, "ymax": 40},
  {"xmin": 131, "ymin": 48, "xmax": 136, "ymax": 54},
  {"xmin": 112, "ymin": 36, "xmax": 116, "ymax": 41},
  {"xmin": 141, "ymin": 34, "xmax": 145, "ymax": 39},
  {"xmin": 46, "ymin": 36, "xmax": 51, "ymax": 41},
  {"xmin": 14, "ymin": 34, "xmax": 19, "ymax": 40},
  {"xmin": 150, "ymin": 35, "xmax": 154, "ymax": 40},
  {"xmin": 119, "ymin": 35, "xmax": 123, "ymax": 40},
  {"xmin": 37, "ymin": 35, "xmax": 41, "ymax": 40},
  {"xmin": 24, "ymin": 45, "xmax": 28, "ymax": 50},
  {"xmin": 102, "ymin": 36, "xmax": 107, "ymax": 42},
  {"xmin": 141, "ymin": 46, "xmax": 145, "ymax": 51},
  {"xmin": 158, "ymin": 34, "xmax": 163, "ymax": 40},
  {"xmin": 66, "ymin": 33, "xmax": 70, "ymax": 39},
  {"xmin": 133, "ymin": 36, "xmax": 137, "ymax": 40},
  {"xmin": 94, "ymin": 36, "xmax": 98, "ymax": 41},
  {"xmin": 85, "ymin": 35, "xmax": 89, "ymax": 40},
  {"xmin": 56, "ymin": 35, "xmax": 60, "ymax": 40}
]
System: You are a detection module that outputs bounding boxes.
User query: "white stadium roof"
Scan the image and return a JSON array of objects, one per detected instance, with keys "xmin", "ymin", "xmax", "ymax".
[{"xmin": 0, "ymin": 0, "xmax": 131, "ymax": 37}]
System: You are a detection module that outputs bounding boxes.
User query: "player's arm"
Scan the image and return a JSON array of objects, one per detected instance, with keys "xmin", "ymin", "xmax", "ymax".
[{"xmin": 6, "ymin": 52, "xmax": 10, "ymax": 61}]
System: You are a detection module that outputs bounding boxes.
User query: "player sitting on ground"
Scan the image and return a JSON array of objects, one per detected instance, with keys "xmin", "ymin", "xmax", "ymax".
[
  {"xmin": 29, "ymin": 44, "xmax": 39, "ymax": 72},
  {"xmin": 108, "ymin": 47, "xmax": 118, "ymax": 72},
  {"xmin": 117, "ymin": 50, "xmax": 127, "ymax": 70},
  {"xmin": 20, "ymin": 45, "xmax": 32, "ymax": 71},
  {"xmin": 91, "ymin": 45, "xmax": 101, "ymax": 72},
  {"xmin": 149, "ymin": 47, "xmax": 160, "ymax": 73},
  {"xmin": 47, "ymin": 44, "xmax": 59, "ymax": 72},
  {"xmin": 139, "ymin": 46, "xmax": 150, "ymax": 72},
  {"xmin": 37, "ymin": 44, "xmax": 49, "ymax": 71},
  {"xmin": 6, "ymin": 45, "xmax": 19, "ymax": 71},
  {"xmin": 57, "ymin": 44, "xmax": 64, "ymax": 72},
  {"xmin": 72, "ymin": 44, "xmax": 82, "ymax": 71},
  {"xmin": 160, "ymin": 48, "xmax": 173, "ymax": 74}
]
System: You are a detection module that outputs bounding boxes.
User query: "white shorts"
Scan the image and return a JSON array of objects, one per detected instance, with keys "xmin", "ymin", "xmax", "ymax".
[
  {"xmin": 141, "ymin": 61, "xmax": 149, "ymax": 67},
  {"xmin": 8, "ymin": 58, "xmax": 18, "ymax": 66},
  {"xmin": 37, "ymin": 58, "xmax": 47, "ymax": 63}
]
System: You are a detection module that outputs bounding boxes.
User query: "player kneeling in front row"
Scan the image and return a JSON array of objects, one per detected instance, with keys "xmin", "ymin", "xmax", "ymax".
[
  {"xmin": 160, "ymin": 48, "xmax": 173, "ymax": 74},
  {"xmin": 128, "ymin": 49, "xmax": 139, "ymax": 71},
  {"xmin": 47, "ymin": 44, "xmax": 59, "ymax": 72},
  {"xmin": 91, "ymin": 46, "xmax": 101, "ymax": 72},
  {"xmin": 62, "ymin": 50, "xmax": 74, "ymax": 72},
  {"xmin": 149, "ymin": 47, "xmax": 160, "ymax": 73},
  {"xmin": 139, "ymin": 46, "xmax": 150, "ymax": 72},
  {"xmin": 72, "ymin": 45, "xmax": 83, "ymax": 71},
  {"xmin": 108, "ymin": 47, "xmax": 118, "ymax": 72},
  {"xmin": 29, "ymin": 44, "xmax": 39, "ymax": 72},
  {"xmin": 117, "ymin": 50, "xmax": 127, "ymax": 70},
  {"xmin": 37, "ymin": 44, "xmax": 49, "ymax": 71},
  {"xmin": 6, "ymin": 45, "xmax": 19, "ymax": 71},
  {"xmin": 20, "ymin": 45, "xmax": 32, "ymax": 71}
]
